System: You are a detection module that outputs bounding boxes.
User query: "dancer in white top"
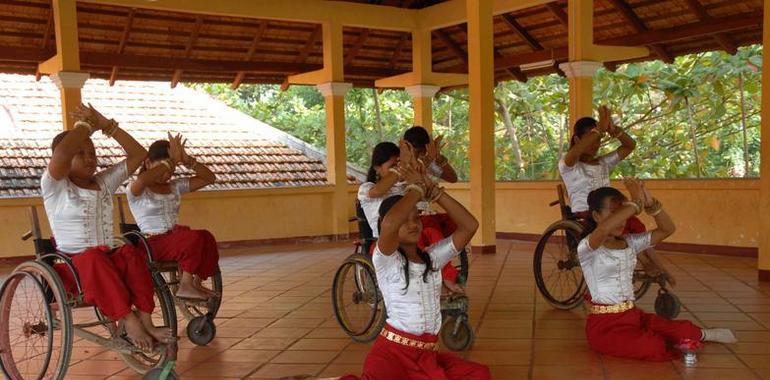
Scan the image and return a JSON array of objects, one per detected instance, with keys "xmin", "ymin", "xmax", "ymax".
[
  {"xmin": 127, "ymin": 134, "xmax": 218, "ymax": 301},
  {"xmin": 42, "ymin": 103, "xmax": 171, "ymax": 352},
  {"xmin": 579, "ymin": 178, "xmax": 736, "ymax": 361}
]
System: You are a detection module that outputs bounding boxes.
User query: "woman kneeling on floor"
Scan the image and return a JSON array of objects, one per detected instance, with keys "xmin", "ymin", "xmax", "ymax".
[{"xmin": 580, "ymin": 178, "xmax": 737, "ymax": 361}]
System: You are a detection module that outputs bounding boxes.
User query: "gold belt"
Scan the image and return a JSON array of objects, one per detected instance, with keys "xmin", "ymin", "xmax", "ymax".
[
  {"xmin": 590, "ymin": 300, "xmax": 635, "ymax": 314},
  {"xmin": 380, "ymin": 329, "xmax": 439, "ymax": 351}
]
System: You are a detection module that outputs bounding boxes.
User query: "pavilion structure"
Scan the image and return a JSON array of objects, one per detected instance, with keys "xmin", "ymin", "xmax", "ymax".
[{"xmin": 0, "ymin": 0, "xmax": 767, "ymax": 279}]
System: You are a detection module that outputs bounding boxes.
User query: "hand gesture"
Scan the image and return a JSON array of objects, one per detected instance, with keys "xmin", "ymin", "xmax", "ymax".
[
  {"xmin": 426, "ymin": 135, "xmax": 445, "ymax": 164},
  {"xmin": 597, "ymin": 105, "xmax": 611, "ymax": 134},
  {"xmin": 71, "ymin": 103, "xmax": 101, "ymax": 132},
  {"xmin": 86, "ymin": 103, "xmax": 112, "ymax": 130},
  {"xmin": 640, "ymin": 182, "xmax": 654, "ymax": 208},
  {"xmin": 622, "ymin": 177, "xmax": 644, "ymax": 203},
  {"xmin": 167, "ymin": 132, "xmax": 184, "ymax": 165},
  {"xmin": 180, "ymin": 137, "xmax": 191, "ymax": 164}
]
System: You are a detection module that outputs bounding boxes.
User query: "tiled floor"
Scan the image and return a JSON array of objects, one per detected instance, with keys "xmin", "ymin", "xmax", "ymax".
[{"xmin": 3, "ymin": 239, "xmax": 770, "ymax": 379}]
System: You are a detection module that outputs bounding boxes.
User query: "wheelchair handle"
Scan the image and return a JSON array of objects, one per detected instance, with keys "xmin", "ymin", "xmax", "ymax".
[{"xmin": 21, "ymin": 231, "xmax": 33, "ymax": 241}]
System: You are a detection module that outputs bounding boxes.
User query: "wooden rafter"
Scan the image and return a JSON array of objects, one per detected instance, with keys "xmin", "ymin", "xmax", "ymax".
[
  {"xmin": 345, "ymin": 29, "xmax": 370, "ymax": 66},
  {"xmin": 296, "ymin": 25, "xmax": 322, "ymax": 64},
  {"xmin": 171, "ymin": 15, "xmax": 204, "ymax": 88},
  {"xmin": 607, "ymin": 0, "xmax": 672, "ymax": 63},
  {"xmin": 680, "ymin": 0, "xmax": 737, "ymax": 54},
  {"xmin": 35, "ymin": 10, "xmax": 53, "ymax": 81},
  {"xmin": 433, "ymin": 29, "xmax": 467, "ymax": 65},
  {"xmin": 231, "ymin": 21, "xmax": 269, "ymax": 89},
  {"xmin": 388, "ymin": 33, "xmax": 407, "ymax": 70},
  {"xmin": 108, "ymin": 8, "xmax": 136, "ymax": 86},
  {"xmin": 500, "ymin": 14, "xmax": 542, "ymax": 51},
  {"xmin": 545, "ymin": 2, "xmax": 568, "ymax": 27}
]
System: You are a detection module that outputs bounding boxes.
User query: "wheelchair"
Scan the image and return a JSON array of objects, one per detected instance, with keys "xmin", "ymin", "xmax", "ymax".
[
  {"xmin": 532, "ymin": 184, "xmax": 682, "ymax": 319},
  {"xmin": 116, "ymin": 197, "xmax": 224, "ymax": 347},
  {"xmin": 0, "ymin": 207, "xmax": 179, "ymax": 380},
  {"xmin": 331, "ymin": 201, "xmax": 475, "ymax": 351}
]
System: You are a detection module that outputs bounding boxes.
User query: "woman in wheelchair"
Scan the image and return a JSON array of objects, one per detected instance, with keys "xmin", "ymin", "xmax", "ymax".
[
  {"xmin": 357, "ymin": 140, "xmax": 462, "ymax": 293},
  {"xmin": 41, "ymin": 103, "xmax": 172, "ymax": 352},
  {"xmin": 127, "ymin": 134, "xmax": 218, "ymax": 301},
  {"xmin": 342, "ymin": 145, "xmax": 489, "ymax": 380},
  {"xmin": 579, "ymin": 179, "xmax": 736, "ymax": 361},
  {"xmin": 559, "ymin": 106, "xmax": 674, "ymax": 286}
]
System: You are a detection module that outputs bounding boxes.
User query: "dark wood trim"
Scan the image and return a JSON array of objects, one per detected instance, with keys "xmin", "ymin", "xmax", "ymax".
[
  {"xmin": 496, "ymin": 232, "xmax": 758, "ymax": 257},
  {"xmin": 217, "ymin": 233, "xmax": 352, "ymax": 249},
  {"xmin": 759, "ymin": 270, "xmax": 770, "ymax": 282},
  {"xmin": 471, "ymin": 245, "xmax": 496, "ymax": 255}
]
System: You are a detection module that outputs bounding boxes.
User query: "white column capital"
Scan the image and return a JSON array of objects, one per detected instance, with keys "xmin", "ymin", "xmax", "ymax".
[
  {"xmin": 558, "ymin": 61, "xmax": 603, "ymax": 78},
  {"xmin": 50, "ymin": 71, "xmax": 90, "ymax": 90},
  {"xmin": 405, "ymin": 84, "xmax": 440, "ymax": 99},
  {"xmin": 317, "ymin": 82, "xmax": 352, "ymax": 97}
]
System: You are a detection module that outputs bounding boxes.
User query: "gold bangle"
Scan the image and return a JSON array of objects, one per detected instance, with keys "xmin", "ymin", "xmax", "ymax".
[
  {"xmin": 622, "ymin": 200, "xmax": 642, "ymax": 215},
  {"xmin": 405, "ymin": 184, "xmax": 425, "ymax": 198},
  {"xmin": 104, "ymin": 120, "xmax": 119, "ymax": 137},
  {"xmin": 388, "ymin": 167, "xmax": 402, "ymax": 180},
  {"xmin": 428, "ymin": 186, "xmax": 444, "ymax": 203},
  {"xmin": 648, "ymin": 207, "xmax": 663, "ymax": 217},
  {"xmin": 74, "ymin": 120, "xmax": 96, "ymax": 134},
  {"xmin": 160, "ymin": 159, "xmax": 173, "ymax": 171}
]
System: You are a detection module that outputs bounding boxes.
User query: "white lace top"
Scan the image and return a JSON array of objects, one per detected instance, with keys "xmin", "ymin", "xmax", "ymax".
[
  {"xmin": 558, "ymin": 151, "xmax": 621, "ymax": 213},
  {"xmin": 577, "ymin": 232, "xmax": 652, "ymax": 305},
  {"xmin": 40, "ymin": 161, "xmax": 128, "ymax": 254},
  {"xmin": 127, "ymin": 178, "xmax": 190, "ymax": 234},
  {"xmin": 372, "ymin": 237, "xmax": 458, "ymax": 335}
]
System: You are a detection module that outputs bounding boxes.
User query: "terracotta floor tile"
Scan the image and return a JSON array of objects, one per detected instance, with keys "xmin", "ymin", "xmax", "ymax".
[
  {"xmin": 467, "ymin": 350, "xmax": 531, "ymax": 366},
  {"xmin": 319, "ymin": 363, "xmax": 364, "ymax": 377},
  {"xmin": 231, "ymin": 337, "xmax": 299, "ymax": 350},
  {"xmin": 207, "ymin": 349, "xmax": 281, "ymax": 363},
  {"xmin": 531, "ymin": 365, "xmax": 604, "ymax": 380},
  {"xmin": 248, "ymin": 363, "xmax": 325, "ymax": 378},
  {"xmin": 737, "ymin": 354, "xmax": 770, "ymax": 369},
  {"xmin": 677, "ymin": 367, "xmax": 759, "ymax": 380},
  {"xmin": 287, "ymin": 338, "xmax": 352, "ymax": 351},
  {"xmin": 270, "ymin": 350, "xmax": 339, "ymax": 364},
  {"xmin": 182, "ymin": 361, "xmax": 262, "ymax": 378}
]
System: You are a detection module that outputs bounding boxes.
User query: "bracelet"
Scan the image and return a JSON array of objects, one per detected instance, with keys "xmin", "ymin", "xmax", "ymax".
[
  {"xmin": 405, "ymin": 183, "xmax": 425, "ymax": 199},
  {"xmin": 645, "ymin": 198, "xmax": 663, "ymax": 216},
  {"xmin": 103, "ymin": 120, "xmax": 119, "ymax": 137},
  {"xmin": 427, "ymin": 186, "xmax": 444, "ymax": 203},
  {"xmin": 74, "ymin": 120, "xmax": 96, "ymax": 134},
  {"xmin": 160, "ymin": 159, "xmax": 174, "ymax": 171},
  {"xmin": 388, "ymin": 167, "xmax": 403, "ymax": 180},
  {"xmin": 589, "ymin": 129, "xmax": 602, "ymax": 136},
  {"xmin": 648, "ymin": 207, "xmax": 664, "ymax": 217},
  {"xmin": 622, "ymin": 200, "xmax": 642, "ymax": 215}
]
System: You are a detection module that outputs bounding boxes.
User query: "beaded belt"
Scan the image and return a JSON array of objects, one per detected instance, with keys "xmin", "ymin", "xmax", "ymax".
[
  {"xmin": 590, "ymin": 300, "xmax": 635, "ymax": 314},
  {"xmin": 380, "ymin": 329, "xmax": 439, "ymax": 351}
]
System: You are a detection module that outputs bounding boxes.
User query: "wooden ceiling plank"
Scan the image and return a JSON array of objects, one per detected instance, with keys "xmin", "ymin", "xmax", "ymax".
[
  {"xmin": 109, "ymin": 8, "xmax": 136, "ymax": 85},
  {"xmin": 171, "ymin": 15, "xmax": 204, "ymax": 87},
  {"xmin": 433, "ymin": 29, "xmax": 467, "ymax": 65},
  {"xmin": 231, "ymin": 21, "xmax": 269, "ymax": 89},
  {"xmin": 545, "ymin": 2, "xmax": 568, "ymax": 27},
  {"xmin": 35, "ymin": 10, "xmax": 53, "ymax": 81},
  {"xmin": 680, "ymin": 0, "xmax": 738, "ymax": 54},
  {"xmin": 607, "ymin": 0, "xmax": 672, "ymax": 63},
  {"xmin": 388, "ymin": 33, "xmax": 408, "ymax": 70},
  {"xmin": 500, "ymin": 13, "xmax": 542, "ymax": 51},
  {"xmin": 344, "ymin": 28, "xmax": 370, "ymax": 66}
]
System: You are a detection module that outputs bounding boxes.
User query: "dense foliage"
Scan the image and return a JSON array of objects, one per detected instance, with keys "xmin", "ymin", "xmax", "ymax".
[{"xmin": 193, "ymin": 45, "xmax": 761, "ymax": 181}]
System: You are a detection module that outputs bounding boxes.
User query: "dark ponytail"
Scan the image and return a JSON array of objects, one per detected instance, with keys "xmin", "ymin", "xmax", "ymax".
[
  {"xmin": 366, "ymin": 142, "xmax": 400, "ymax": 183},
  {"xmin": 581, "ymin": 187, "xmax": 627, "ymax": 239},
  {"xmin": 377, "ymin": 195, "xmax": 435, "ymax": 292},
  {"xmin": 140, "ymin": 139, "xmax": 171, "ymax": 173},
  {"xmin": 571, "ymin": 117, "xmax": 598, "ymax": 147}
]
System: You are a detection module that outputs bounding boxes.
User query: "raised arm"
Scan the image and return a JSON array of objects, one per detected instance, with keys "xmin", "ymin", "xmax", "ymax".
[
  {"xmin": 48, "ymin": 114, "xmax": 97, "ymax": 180},
  {"xmin": 84, "ymin": 103, "xmax": 146, "ymax": 173},
  {"xmin": 587, "ymin": 178, "xmax": 644, "ymax": 249},
  {"xmin": 563, "ymin": 106, "xmax": 610, "ymax": 167},
  {"xmin": 433, "ymin": 187, "xmax": 478, "ymax": 250},
  {"xmin": 426, "ymin": 135, "xmax": 458, "ymax": 183},
  {"xmin": 608, "ymin": 116, "xmax": 636, "ymax": 160},
  {"xmin": 367, "ymin": 170, "xmax": 400, "ymax": 198},
  {"xmin": 129, "ymin": 134, "xmax": 183, "ymax": 196},
  {"xmin": 641, "ymin": 183, "xmax": 675, "ymax": 246}
]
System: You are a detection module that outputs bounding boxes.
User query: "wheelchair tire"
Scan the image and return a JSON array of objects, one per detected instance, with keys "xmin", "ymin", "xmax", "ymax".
[
  {"xmin": 456, "ymin": 249, "xmax": 469, "ymax": 285},
  {"xmin": 533, "ymin": 220, "xmax": 586, "ymax": 309},
  {"xmin": 187, "ymin": 316, "xmax": 216, "ymax": 346},
  {"xmin": 655, "ymin": 290, "xmax": 682, "ymax": 320},
  {"xmin": 142, "ymin": 366, "xmax": 179, "ymax": 380},
  {"xmin": 332, "ymin": 253, "xmax": 386, "ymax": 343},
  {"xmin": 1, "ymin": 260, "xmax": 73, "ymax": 380},
  {"xmin": 119, "ymin": 270, "xmax": 178, "ymax": 374},
  {"xmin": 440, "ymin": 315, "xmax": 474, "ymax": 352}
]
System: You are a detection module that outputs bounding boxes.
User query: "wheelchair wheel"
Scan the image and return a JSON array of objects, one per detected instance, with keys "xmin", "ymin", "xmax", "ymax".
[
  {"xmin": 1, "ymin": 261, "xmax": 73, "ymax": 380},
  {"xmin": 119, "ymin": 271, "xmax": 178, "ymax": 374},
  {"xmin": 186, "ymin": 316, "xmax": 216, "ymax": 346},
  {"xmin": 332, "ymin": 253, "xmax": 386, "ymax": 343},
  {"xmin": 454, "ymin": 249, "xmax": 470, "ymax": 285},
  {"xmin": 533, "ymin": 220, "xmax": 586, "ymax": 309},
  {"xmin": 170, "ymin": 268, "xmax": 223, "ymax": 324},
  {"xmin": 633, "ymin": 267, "xmax": 653, "ymax": 300},
  {"xmin": 143, "ymin": 366, "xmax": 179, "ymax": 380},
  {"xmin": 440, "ymin": 315, "xmax": 474, "ymax": 352},
  {"xmin": 655, "ymin": 290, "xmax": 681, "ymax": 320}
]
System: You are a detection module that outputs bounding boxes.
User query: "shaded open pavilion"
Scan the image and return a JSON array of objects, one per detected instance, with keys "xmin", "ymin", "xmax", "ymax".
[{"xmin": 0, "ymin": 0, "xmax": 770, "ymax": 379}]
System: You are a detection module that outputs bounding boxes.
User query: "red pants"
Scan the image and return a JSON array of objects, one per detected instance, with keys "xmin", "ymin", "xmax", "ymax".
[
  {"xmin": 54, "ymin": 245, "xmax": 155, "ymax": 321},
  {"xmin": 586, "ymin": 307, "xmax": 702, "ymax": 361},
  {"xmin": 340, "ymin": 324, "xmax": 490, "ymax": 380},
  {"xmin": 147, "ymin": 226, "xmax": 219, "ymax": 280},
  {"xmin": 419, "ymin": 214, "xmax": 460, "ymax": 283}
]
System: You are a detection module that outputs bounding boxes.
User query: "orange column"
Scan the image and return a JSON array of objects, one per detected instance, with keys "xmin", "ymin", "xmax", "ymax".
[
  {"xmin": 559, "ymin": 61, "xmax": 602, "ymax": 128},
  {"xmin": 405, "ymin": 84, "xmax": 439, "ymax": 132},
  {"xmin": 50, "ymin": 72, "xmax": 89, "ymax": 130},
  {"xmin": 759, "ymin": 0, "xmax": 770, "ymax": 281},
  {"xmin": 466, "ymin": 0, "xmax": 496, "ymax": 254},
  {"xmin": 48, "ymin": 0, "xmax": 86, "ymax": 130},
  {"xmin": 318, "ymin": 82, "xmax": 352, "ymax": 238}
]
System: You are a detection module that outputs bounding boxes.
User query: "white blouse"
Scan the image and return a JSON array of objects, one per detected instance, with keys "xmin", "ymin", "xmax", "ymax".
[
  {"xmin": 127, "ymin": 178, "xmax": 190, "ymax": 234},
  {"xmin": 357, "ymin": 182, "xmax": 405, "ymax": 238},
  {"xmin": 577, "ymin": 232, "xmax": 652, "ymax": 305},
  {"xmin": 558, "ymin": 151, "xmax": 620, "ymax": 213},
  {"xmin": 372, "ymin": 237, "xmax": 459, "ymax": 335},
  {"xmin": 40, "ymin": 161, "xmax": 128, "ymax": 254}
]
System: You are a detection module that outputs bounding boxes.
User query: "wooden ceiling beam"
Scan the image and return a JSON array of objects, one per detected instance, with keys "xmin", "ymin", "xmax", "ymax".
[
  {"xmin": 607, "ymin": 0, "xmax": 672, "ymax": 63},
  {"xmin": 680, "ymin": 0, "xmax": 738, "ymax": 54},
  {"xmin": 388, "ymin": 33, "xmax": 408, "ymax": 70},
  {"xmin": 500, "ymin": 13, "xmax": 542, "ymax": 51},
  {"xmin": 171, "ymin": 15, "xmax": 204, "ymax": 88},
  {"xmin": 231, "ymin": 21, "xmax": 269, "ymax": 89},
  {"xmin": 108, "ymin": 8, "xmax": 135, "ymax": 86},
  {"xmin": 345, "ymin": 29, "xmax": 371, "ymax": 66},
  {"xmin": 35, "ymin": 10, "xmax": 53, "ymax": 81},
  {"xmin": 433, "ymin": 29, "xmax": 467, "ymax": 65},
  {"xmin": 296, "ymin": 25, "xmax": 322, "ymax": 64},
  {"xmin": 545, "ymin": 2, "xmax": 568, "ymax": 27}
]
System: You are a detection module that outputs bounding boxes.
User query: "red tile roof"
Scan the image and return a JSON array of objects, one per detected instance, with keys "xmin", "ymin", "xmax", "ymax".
[{"xmin": 0, "ymin": 74, "xmax": 363, "ymax": 198}]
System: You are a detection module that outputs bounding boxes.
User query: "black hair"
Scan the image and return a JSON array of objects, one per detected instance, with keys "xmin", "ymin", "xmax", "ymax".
[
  {"xmin": 51, "ymin": 131, "xmax": 70, "ymax": 153},
  {"xmin": 140, "ymin": 140, "xmax": 171, "ymax": 173},
  {"xmin": 403, "ymin": 126, "xmax": 430, "ymax": 150},
  {"xmin": 377, "ymin": 195, "xmax": 435, "ymax": 291},
  {"xmin": 582, "ymin": 187, "xmax": 627, "ymax": 239},
  {"xmin": 366, "ymin": 142, "xmax": 400, "ymax": 183},
  {"xmin": 570, "ymin": 117, "xmax": 598, "ymax": 147}
]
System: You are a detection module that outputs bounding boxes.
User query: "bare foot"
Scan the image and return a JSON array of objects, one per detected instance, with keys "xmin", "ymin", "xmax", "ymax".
[
  {"xmin": 123, "ymin": 313, "xmax": 154, "ymax": 352},
  {"xmin": 192, "ymin": 277, "xmax": 219, "ymax": 297},
  {"xmin": 176, "ymin": 283, "xmax": 213, "ymax": 300},
  {"xmin": 443, "ymin": 279, "xmax": 465, "ymax": 295},
  {"xmin": 137, "ymin": 311, "xmax": 175, "ymax": 345}
]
